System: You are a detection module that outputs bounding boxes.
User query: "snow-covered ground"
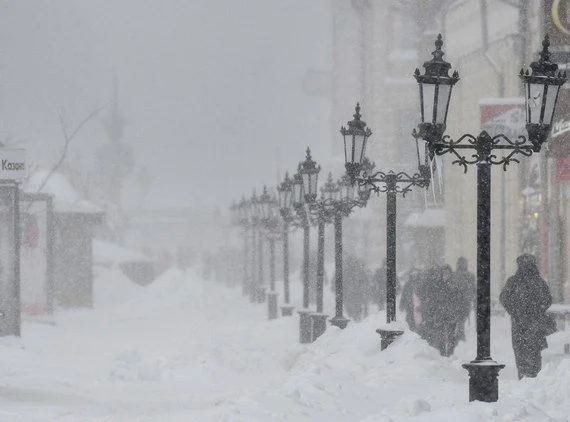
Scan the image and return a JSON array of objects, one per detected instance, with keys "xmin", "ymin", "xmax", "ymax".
[{"xmin": 1, "ymin": 267, "xmax": 570, "ymax": 421}]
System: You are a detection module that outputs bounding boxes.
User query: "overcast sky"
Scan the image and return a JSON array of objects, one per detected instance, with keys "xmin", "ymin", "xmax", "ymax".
[{"xmin": 0, "ymin": 1, "xmax": 332, "ymax": 210}]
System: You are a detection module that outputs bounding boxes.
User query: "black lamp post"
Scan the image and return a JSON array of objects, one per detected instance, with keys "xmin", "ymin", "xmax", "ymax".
[
  {"xmin": 259, "ymin": 185, "xmax": 280, "ymax": 319},
  {"xmin": 248, "ymin": 190, "xmax": 259, "ymax": 303},
  {"xmin": 329, "ymin": 173, "xmax": 368, "ymax": 329},
  {"xmin": 292, "ymin": 148, "xmax": 321, "ymax": 343},
  {"xmin": 414, "ymin": 34, "xmax": 565, "ymax": 403},
  {"xmin": 293, "ymin": 148, "xmax": 321, "ymax": 344},
  {"xmin": 231, "ymin": 197, "xmax": 252, "ymax": 298},
  {"xmin": 341, "ymin": 103, "xmax": 373, "ymax": 182},
  {"xmin": 277, "ymin": 172, "xmax": 295, "ymax": 316},
  {"xmin": 342, "ymin": 104, "xmax": 431, "ymax": 349},
  {"xmin": 307, "ymin": 172, "xmax": 339, "ymax": 340},
  {"xmin": 254, "ymin": 189, "xmax": 267, "ymax": 304},
  {"xmin": 292, "ymin": 170, "xmax": 312, "ymax": 343}
]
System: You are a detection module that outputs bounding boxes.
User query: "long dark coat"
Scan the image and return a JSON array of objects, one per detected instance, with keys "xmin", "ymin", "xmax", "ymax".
[
  {"xmin": 453, "ymin": 269, "xmax": 476, "ymax": 315},
  {"xmin": 499, "ymin": 260, "xmax": 552, "ymax": 378},
  {"xmin": 417, "ymin": 266, "xmax": 468, "ymax": 356}
]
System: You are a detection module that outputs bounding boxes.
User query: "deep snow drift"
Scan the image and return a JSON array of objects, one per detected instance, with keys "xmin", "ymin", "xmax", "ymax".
[{"xmin": 0, "ymin": 267, "xmax": 569, "ymax": 421}]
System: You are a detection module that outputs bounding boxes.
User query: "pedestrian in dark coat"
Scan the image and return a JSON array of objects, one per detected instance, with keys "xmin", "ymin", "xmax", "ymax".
[
  {"xmin": 372, "ymin": 259, "xmax": 387, "ymax": 311},
  {"xmin": 437, "ymin": 264, "xmax": 468, "ymax": 356},
  {"xmin": 417, "ymin": 265, "xmax": 446, "ymax": 353},
  {"xmin": 454, "ymin": 256, "xmax": 476, "ymax": 341},
  {"xmin": 499, "ymin": 254, "xmax": 553, "ymax": 379},
  {"xmin": 418, "ymin": 264, "xmax": 468, "ymax": 356}
]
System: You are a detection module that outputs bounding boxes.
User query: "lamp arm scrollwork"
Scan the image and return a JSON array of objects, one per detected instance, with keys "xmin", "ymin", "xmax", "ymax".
[
  {"xmin": 426, "ymin": 131, "xmax": 536, "ymax": 173},
  {"xmin": 359, "ymin": 170, "xmax": 429, "ymax": 197}
]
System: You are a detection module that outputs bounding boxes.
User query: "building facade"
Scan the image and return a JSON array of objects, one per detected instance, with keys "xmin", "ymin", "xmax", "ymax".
[{"xmin": 330, "ymin": 0, "xmax": 570, "ymax": 302}]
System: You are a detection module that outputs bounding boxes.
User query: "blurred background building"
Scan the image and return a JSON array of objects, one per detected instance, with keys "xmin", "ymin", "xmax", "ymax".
[{"xmin": 328, "ymin": 0, "xmax": 570, "ymax": 303}]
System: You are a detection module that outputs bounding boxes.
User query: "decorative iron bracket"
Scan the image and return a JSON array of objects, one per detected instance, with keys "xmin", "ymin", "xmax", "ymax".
[
  {"xmin": 413, "ymin": 129, "xmax": 535, "ymax": 173},
  {"xmin": 360, "ymin": 170, "xmax": 430, "ymax": 197}
]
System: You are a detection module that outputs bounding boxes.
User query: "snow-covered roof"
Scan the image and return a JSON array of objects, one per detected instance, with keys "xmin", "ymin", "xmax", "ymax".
[
  {"xmin": 93, "ymin": 239, "xmax": 153, "ymax": 265},
  {"xmin": 24, "ymin": 170, "xmax": 103, "ymax": 214},
  {"xmin": 404, "ymin": 207, "xmax": 445, "ymax": 228}
]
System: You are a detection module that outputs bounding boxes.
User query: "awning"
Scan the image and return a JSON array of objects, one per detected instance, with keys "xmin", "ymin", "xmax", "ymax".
[{"xmin": 404, "ymin": 207, "xmax": 445, "ymax": 228}]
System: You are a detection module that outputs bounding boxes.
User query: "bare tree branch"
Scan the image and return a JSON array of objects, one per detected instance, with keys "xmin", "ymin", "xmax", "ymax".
[{"xmin": 34, "ymin": 105, "xmax": 105, "ymax": 196}]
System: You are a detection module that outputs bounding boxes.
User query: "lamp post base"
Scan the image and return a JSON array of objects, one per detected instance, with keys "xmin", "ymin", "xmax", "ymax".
[
  {"xmin": 376, "ymin": 329, "xmax": 404, "ymax": 350},
  {"xmin": 267, "ymin": 291, "xmax": 278, "ymax": 320},
  {"xmin": 329, "ymin": 315, "xmax": 349, "ymax": 329},
  {"xmin": 280, "ymin": 305, "xmax": 294, "ymax": 316},
  {"xmin": 255, "ymin": 287, "xmax": 266, "ymax": 303},
  {"xmin": 298, "ymin": 310, "xmax": 313, "ymax": 344},
  {"xmin": 248, "ymin": 288, "xmax": 256, "ymax": 303},
  {"xmin": 462, "ymin": 360, "xmax": 505, "ymax": 402},
  {"xmin": 311, "ymin": 313, "xmax": 328, "ymax": 341}
]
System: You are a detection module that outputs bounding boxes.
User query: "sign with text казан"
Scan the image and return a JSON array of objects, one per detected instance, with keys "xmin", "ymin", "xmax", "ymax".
[{"xmin": 0, "ymin": 149, "xmax": 26, "ymax": 181}]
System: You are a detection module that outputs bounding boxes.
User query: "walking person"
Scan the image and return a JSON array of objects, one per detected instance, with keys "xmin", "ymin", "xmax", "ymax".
[
  {"xmin": 499, "ymin": 254, "xmax": 555, "ymax": 379},
  {"xmin": 454, "ymin": 256, "xmax": 476, "ymax": 341},
  {"xmin": 439, "ymin": 264, "xmax": 468, "ymax": 356},
  {"xmin": 419, "ymin": 264, "xmax": 467, "ymax": 356},
  {"xmin": 372, "ymin": 259, "xmax": 387, "ymax": 311},
  {"xmin": 417, "ymin": 264, "xmax": 446, "ymax": 353}
]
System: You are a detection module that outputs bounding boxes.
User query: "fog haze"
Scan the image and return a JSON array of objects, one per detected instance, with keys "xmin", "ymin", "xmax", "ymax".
[{"xmin": 0, "ymin": 1, "xmax": 332, "ymax": 209}]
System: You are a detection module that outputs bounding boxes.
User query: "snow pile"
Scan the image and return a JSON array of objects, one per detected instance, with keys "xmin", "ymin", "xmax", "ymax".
[
  {"xmin": 2, "ymin": 267, "xmax": 570, "ymax": 421},
  {"xmin": 25, "ymin": 170, "xmax": 102, "ymax": 213},
  {"xmin": 93, "ymin": 239, "xmax": 152, "ymax": 265},
  {"xmin": 93, "ymin": 266, "xmax": 143, "ymax": 308},
  {"xmin": 109, "ymin": 349, "xmax": 163, "ymax": 382}
]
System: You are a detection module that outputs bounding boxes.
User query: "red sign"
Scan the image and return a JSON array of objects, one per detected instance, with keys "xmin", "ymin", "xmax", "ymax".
[{"xmin": 556, "ymin": 157, "xmax": 570, "ymax": 181}]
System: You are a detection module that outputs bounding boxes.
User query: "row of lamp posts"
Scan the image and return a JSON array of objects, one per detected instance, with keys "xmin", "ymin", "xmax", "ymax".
[
  {"xmin": 279, "ymin": 148, "xmax": 371, "ymax": 343},
  {"xmin": 230, "ymin": 34, "xmax": 566, "ymax": 403}
]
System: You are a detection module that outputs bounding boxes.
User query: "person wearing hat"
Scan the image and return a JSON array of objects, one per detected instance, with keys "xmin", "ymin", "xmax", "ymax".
[{"xmin": 499, "ymin": 254, "xmax": 553, "ymax": 379}]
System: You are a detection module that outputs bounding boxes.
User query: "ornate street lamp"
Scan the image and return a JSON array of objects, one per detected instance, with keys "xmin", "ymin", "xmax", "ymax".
[
  {"xmin": 258, "ymin": 185, "xmax": 273, "ymax": 222},
  {"xmin": 520, "ymin": 36, "xmax": 566, "ymax": 151},
  {"xmin": 249, "ymin": 190, "xmax": 259, "ymax": 221},
  {"xmin": 306, "ymin": 172, "xmax": 338, "ymax": 341},
  {"xmin": 321, "ymin": 171, "xmax": 340, "ymax": 202},
  {"xmin": 341, "ymin": 103, "xmax": 373, "ymax": 182},
  {"xmin": 357, "ymin": 158, "xmax": 375, "ymax": 202},
  {"xmin": 414, "ymin": 34, "xmax": 566, "ymax": 403},
  {"xmin": 261, "ymin": 188, "xmax": 280, "ymax": 321},
  {"xmin": 341, "ymin": 104, "xmax": 430, "ymax": 348},
  {"xmin": 233, "ymin": 196, "xmax": 253, "ymax": 298},
  {"xmin": 248, "ymin": 190, "xmax": 259, "ymax": 303},
  {"xmin": 293, "ymin": 149, "xmax": 322, "ymax": 344},
  {"xmin": 278, "ymin": 173, "xmax": 293, "ymax": 218},
  {"xmin": 329, "ymin": 173, "xmax": 368, "ymax": 330},
  {"xmin": 291, "ymin": 172, "xmax": 305, "ymax": 209},
  {"xmin": 338, "ymin": 174, "xmax": 356, "ymax": 205},
  {"xmin": 277, "ymin": 173, "xmax": 295, "ymax": 316},
  {"xmin": 414, "ymin": 33, "xmax": 459, "ymax": 146},
  {"xmin": 249, "ymin": 186, "xmax": 271, "ymax": 304},
  {"xmin": 298, "ymin": 147, "xmax": 321, "ymax": 203}
]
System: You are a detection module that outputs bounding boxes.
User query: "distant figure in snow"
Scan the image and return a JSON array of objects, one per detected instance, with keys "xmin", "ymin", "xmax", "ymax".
[
  {"xmin": 454, "ymin": 257, "xmax": 476, "ymax": 341},
  {"xmin": 372, "ymin": 259, "xmax": 387, "ymax": 311},
  {"xmin": 500, "ymin": 254, "xmax": 554, "ymax": 379},
  {"xmin": 372, "ymin": 258, "xmax": 400, "ymax": 312},
  {"xmin": 419, "ymin": 264, "xmax": 468, "ymax": 356}
]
